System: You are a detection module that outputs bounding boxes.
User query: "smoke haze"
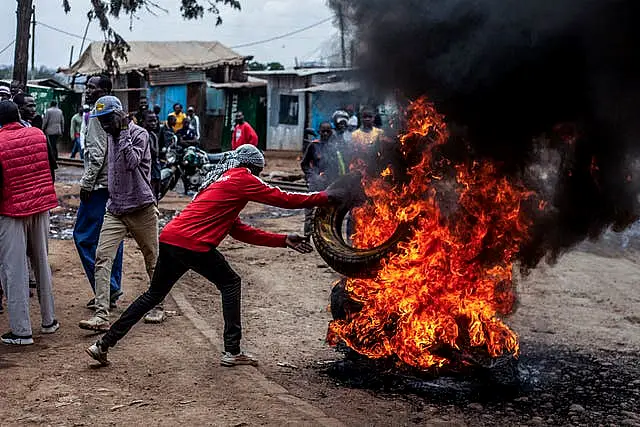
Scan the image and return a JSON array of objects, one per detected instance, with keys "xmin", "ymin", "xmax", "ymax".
[{"xmin": 336, "ymin": 0, "xmax": 640, "ymax": 267}]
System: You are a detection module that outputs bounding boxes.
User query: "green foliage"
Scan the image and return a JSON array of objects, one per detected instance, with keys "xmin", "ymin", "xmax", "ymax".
[
  {"xmin": 248, "ymin": 61, "xmax": 267, "ymax": 71},
  {"xmin": 63, "ymin": 1, "xmax": 242, "ymax": 73},
  {"xmin": 248, "ymin": 61, "xmax": 285, "ymax": 71},
  {"xmin": 266, "ymin": 62, "xmax": 285, "ymax": 71}
]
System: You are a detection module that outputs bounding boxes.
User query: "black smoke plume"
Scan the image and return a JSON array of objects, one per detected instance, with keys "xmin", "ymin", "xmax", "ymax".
[{"xmin": 336, "ymin": 0, "xmax": 640, "ymax": 268}]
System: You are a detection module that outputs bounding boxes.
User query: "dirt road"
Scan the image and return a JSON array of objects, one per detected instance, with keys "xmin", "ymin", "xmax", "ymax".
[{"xmin": 1, "ymin": 165, "xmax": 639, "ymax": 426}]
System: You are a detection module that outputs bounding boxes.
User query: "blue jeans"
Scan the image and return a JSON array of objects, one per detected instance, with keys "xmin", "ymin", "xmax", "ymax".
[
  {"xmin": 73, "ymin": 189, "xmax": 123, "ymax": 296},
  {"xmin": 70, "ymin": 137, "xmax": 84, "ymax": 160}
]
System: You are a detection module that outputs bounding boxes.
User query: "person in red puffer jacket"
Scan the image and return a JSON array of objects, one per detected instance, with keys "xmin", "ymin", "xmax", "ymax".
[{"xmin": 0, "ymin": 100, "xmax": 59, "ymax": 345}]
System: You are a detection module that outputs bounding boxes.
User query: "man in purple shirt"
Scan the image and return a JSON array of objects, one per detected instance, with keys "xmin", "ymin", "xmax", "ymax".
[{"xmin": 79, "ymin": 96, "xmax": 159, "ymax": 331}]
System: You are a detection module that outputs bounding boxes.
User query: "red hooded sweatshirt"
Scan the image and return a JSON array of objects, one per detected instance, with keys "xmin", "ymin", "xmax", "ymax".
[{"xmin": 160, "ymin": 167, "xmax": 329, "ymax": 252}]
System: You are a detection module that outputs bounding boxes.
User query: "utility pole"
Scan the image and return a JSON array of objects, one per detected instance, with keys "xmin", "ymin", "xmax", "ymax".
[
  {"xmin": 30, "ymin": 4, "xmax": 35, "ymax": 80},
  {"xmin": 12, "ymin": 0, "xmax": 34, "ymax": 88},
  {"xmin": 79, "ymin": 15, "xmax": 92, "ymax": 59},
  {"xmin": 337, "ymin": 3, "xmax": 347, "ymax": 68}
]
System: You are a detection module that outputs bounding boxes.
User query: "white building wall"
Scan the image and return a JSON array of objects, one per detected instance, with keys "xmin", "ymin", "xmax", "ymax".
[{"xmin": 265, "ymin": 76, "xmax": 307, "ymax": 151}]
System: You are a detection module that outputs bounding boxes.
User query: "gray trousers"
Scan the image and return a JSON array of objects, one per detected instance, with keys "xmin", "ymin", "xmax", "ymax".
[
  {"xmin": 0, "ymin": 212, "xmax": 55, "ymax": 336},
  {"xmin": 94, "ymin": 204, "xmax": 158, "ymax": 320}
]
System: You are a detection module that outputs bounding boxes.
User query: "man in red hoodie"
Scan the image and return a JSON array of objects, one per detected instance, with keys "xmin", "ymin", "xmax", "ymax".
[
  {"xmin": 231, "ymin": 111, "xmax": 258, "ymax": 150},
  {"xmin": 0, "ymin": 101, "xmax": 59, "ymax": 345},
  {"xmin": 86, "ymin": 144, "xmax": 354, "ymax": 366}
]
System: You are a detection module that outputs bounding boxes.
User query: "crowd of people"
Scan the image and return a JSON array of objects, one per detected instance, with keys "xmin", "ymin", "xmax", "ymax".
[
  {"xmin": 301, "ymin": 106, "xmax": 385, "ymax": 236},
  {"xmin": 0, "ymin": 74, "xmax": 355, "ymax": 368}
]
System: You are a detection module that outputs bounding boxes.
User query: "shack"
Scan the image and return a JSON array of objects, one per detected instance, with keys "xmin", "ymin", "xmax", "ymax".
[
  {"xmin": 63, "ymin": 41, "xmax": 265, "ymax": 151},
  {"xmin": 246, "ymin": 68, "xmax": 355, "ymax": 152}
]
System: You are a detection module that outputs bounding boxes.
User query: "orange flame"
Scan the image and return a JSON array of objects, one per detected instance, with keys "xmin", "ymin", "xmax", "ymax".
[{"xmin": 329, "ymin": 97, "xmax": 533, "ymax": 369}]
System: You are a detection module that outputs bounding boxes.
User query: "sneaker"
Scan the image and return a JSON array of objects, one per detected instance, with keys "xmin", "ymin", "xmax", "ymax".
[
  {"xmin": 143, "ymin": 307, "xmax": 166, "ymax": 324},
  {"xmin": 41, "ymin": 320, "xmax": 60, "ymax": 334},
  {"xmin": 78, "ymin": 316, "xmax": 111, "ymax": 332},
  {"xmin": 86, "ymin": 341, "xmax": 110, "ymax": 366},
  {"xmin": 1, "ymin": 331, "xmax": 34, "ymax": 345},
  {"xmin": 86, "ymin": 290, "xmax": 123, "ymax": 310},
  {"xmin": 220, "ymin": 351, "xmax": 259, "ymax": 367}
]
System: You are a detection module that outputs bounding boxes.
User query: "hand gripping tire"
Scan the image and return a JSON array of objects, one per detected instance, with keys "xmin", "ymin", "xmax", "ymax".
[{"xmin": 312, "ymin": 201, "xmax": 412, "ymax": 279}]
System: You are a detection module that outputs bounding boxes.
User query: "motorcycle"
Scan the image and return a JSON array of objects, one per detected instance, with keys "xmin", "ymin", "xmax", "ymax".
[{"xmin": 158, "ymin": 139, "xmax": 224, "ymax": 200}]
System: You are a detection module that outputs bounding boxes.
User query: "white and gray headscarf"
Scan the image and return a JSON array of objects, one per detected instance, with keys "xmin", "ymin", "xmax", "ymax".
[{"xmin": 198, "ymin": 144, "xmax": 265, "ymax": 192}]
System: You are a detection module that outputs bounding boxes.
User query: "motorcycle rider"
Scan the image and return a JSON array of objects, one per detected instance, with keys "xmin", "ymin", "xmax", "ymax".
[
  {"xmin": 177, "ymin": 117, "xmax": 197, "ymax": 147},
  {"xmin": 85, "ymin": 144, "xmax": 359, "ymax": 367}
]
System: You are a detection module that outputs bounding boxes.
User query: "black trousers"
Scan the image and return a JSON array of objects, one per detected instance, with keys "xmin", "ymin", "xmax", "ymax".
[
  {"xmin": 48, "ymin": 134, "xmax": 59, "ymax": 160},
  {"xmin": 101, "ymin": 242, "xmax": 242, "ymax": 353}
]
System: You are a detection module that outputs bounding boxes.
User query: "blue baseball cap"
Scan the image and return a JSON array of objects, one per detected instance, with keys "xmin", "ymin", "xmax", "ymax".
[{"xmin": 90, "ymin": 95, "xmax": 123, "ymax": 118}]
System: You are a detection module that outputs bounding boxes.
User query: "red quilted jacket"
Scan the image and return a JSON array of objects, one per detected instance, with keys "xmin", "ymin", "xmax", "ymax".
[{"xmin": 0, "ymin": 122, "xmax": 58, "ymax": 217}]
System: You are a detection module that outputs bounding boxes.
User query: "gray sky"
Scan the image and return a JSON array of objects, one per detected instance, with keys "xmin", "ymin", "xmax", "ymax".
[{"xmin": 0, "ymin": 0, "xmax": 337, "ymax": 69}]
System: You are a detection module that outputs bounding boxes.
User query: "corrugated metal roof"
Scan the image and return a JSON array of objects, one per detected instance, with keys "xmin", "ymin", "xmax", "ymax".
[
  {"xmin": 246, "ymin": 67, "xmax": 353, "ymax": 77},
  {"xmin": 207, "ymin": 76, "xmax": 267, "ymax": 89},
  {"xmin": 148, "ymin": 69, "xmax": 206, "ymax": 86},
  {"xmin": 293, "ymin": 81, "xmax": 359, "ymax": 93},
  {"xmin": 62, "ymin": 41, "xmax": 249, "ymax": 75}
]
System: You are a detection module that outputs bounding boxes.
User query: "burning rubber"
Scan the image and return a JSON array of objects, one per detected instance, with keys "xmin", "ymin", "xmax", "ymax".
[
  {"xmin": 315, "ymin": 98, "xmax": 531, "ymax": 372},
  {"xmin": 312, "ymin": 187, "xmax": 412, "ymax": 279}
]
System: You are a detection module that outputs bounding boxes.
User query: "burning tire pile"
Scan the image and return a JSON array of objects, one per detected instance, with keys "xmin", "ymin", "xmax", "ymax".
[
  {"xmin": 305, "ymin": 0, "xmax": 640, "ymax": 422},
  {"xmin": 314, "ymin": 98, "xmax": 531, "ymax": 372}
]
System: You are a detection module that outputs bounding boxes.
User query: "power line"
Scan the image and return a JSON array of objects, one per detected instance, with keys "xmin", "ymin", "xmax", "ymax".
[
  {"xmin": 36, "ymin": 21, "xmax": 96, "ymax": 42},
  {"xmin": 0, "ymin": 40, "xmax": 15, "ymax": 56},
  {"xmin": 231, "ymin": 17, "xmax": 332, "ymax": 49}
]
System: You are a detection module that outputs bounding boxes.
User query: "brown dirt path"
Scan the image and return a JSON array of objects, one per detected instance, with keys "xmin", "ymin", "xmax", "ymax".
[{"xmin": 0, "ymin": 238, "xmax": 337, "ymax": 426}]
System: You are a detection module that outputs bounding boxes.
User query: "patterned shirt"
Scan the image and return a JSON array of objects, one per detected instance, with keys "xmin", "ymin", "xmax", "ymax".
[{"xmin": 106, "ymin": 122, "xmax": 155, "ymax": 215}]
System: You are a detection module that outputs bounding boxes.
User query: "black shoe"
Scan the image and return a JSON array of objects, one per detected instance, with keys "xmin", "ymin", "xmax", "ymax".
[
  {"xmin": 1, "ymin": 331, "xmax": 34, "ymax": 345},
  {"xmin": 41, "ymin": 320, "xmax": 60, "ymax": 334}
]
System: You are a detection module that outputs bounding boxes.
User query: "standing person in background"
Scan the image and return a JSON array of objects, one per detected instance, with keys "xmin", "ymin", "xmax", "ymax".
[
  {"xmin": 140, "ymin": 110, "xmax": 167, "ymax": 324},
  {"xmin": 159, "ymin": 115, "xmax": 178, "ymax": 154},
  {"xmin": 70, "ymin": 106, "xmax": 84, "ymax": 160},
  {"xmin": 141, "ymin": 110, "xmax": 162, "ymax": 201},
  {"xmin": 153, "ymin": 105, "xmax": 163, "ymax": 125},
  {"xmin": 43, "ymin": 101, "xmax": 64, "ymax": 160},
  {"xmin": 0, "ymin": 100, "xmax": 59, "ymax": 345},
  {"xmin": 351, "ymin": 108, "xmax": 384, "ymax": 148},
  {"xmin": 231, "ymin": 111, "xmax": 258, "ymax": 150},
  {"xmin": 331, "ymin": 110, "xmax": 352, "ymax": 145},
  {"xmin": 345, "ymin": 105, "xmax": 358, "ymax": 132},
  {"xmin": 135, "ymin": 97, "xmax": 149, "ymax": 125},
  {"xmin": 0, "ymin": 86, "xmax": 10, "ymax": 101},
  {"xmin": 13, "ymin": 93, "xmax": 56, "ymax": 179},
  {"xmin": 79, "ymin": 96, "xmax": 159, "ymax": 331},
  {"xmin": 168, "ymin": 103, "xmax": 186, "ymax": 132},
  {"xmin": 301, "ymin": 122, "xmax": 346, "ymax": 236},
  {"xmin": 186, "ymin": 106, "xmax": 200, "ymax": 143},
  {"xmin": 74, "ymin": 75, "xmax": 125, "ymax": 314}
]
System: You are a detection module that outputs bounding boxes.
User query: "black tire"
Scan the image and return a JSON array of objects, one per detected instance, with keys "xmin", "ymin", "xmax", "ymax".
[{"xmin": 312, "ymin": 202, "xmax": 412, "ymax": 278}]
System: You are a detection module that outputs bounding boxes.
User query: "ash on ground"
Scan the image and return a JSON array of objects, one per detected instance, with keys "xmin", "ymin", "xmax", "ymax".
[{"xmin": 321, "ymin": 343, "xmax": 640, "ymax": 425}]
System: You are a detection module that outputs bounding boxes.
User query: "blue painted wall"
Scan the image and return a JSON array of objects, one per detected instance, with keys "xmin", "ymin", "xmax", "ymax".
[
  {"xmin": 310, "ymin": 91, "xmax": 359, "ymax": 131},
  {"xmin": 148, "ymin": 85, "xmax": 187, "ymax": 121}
]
